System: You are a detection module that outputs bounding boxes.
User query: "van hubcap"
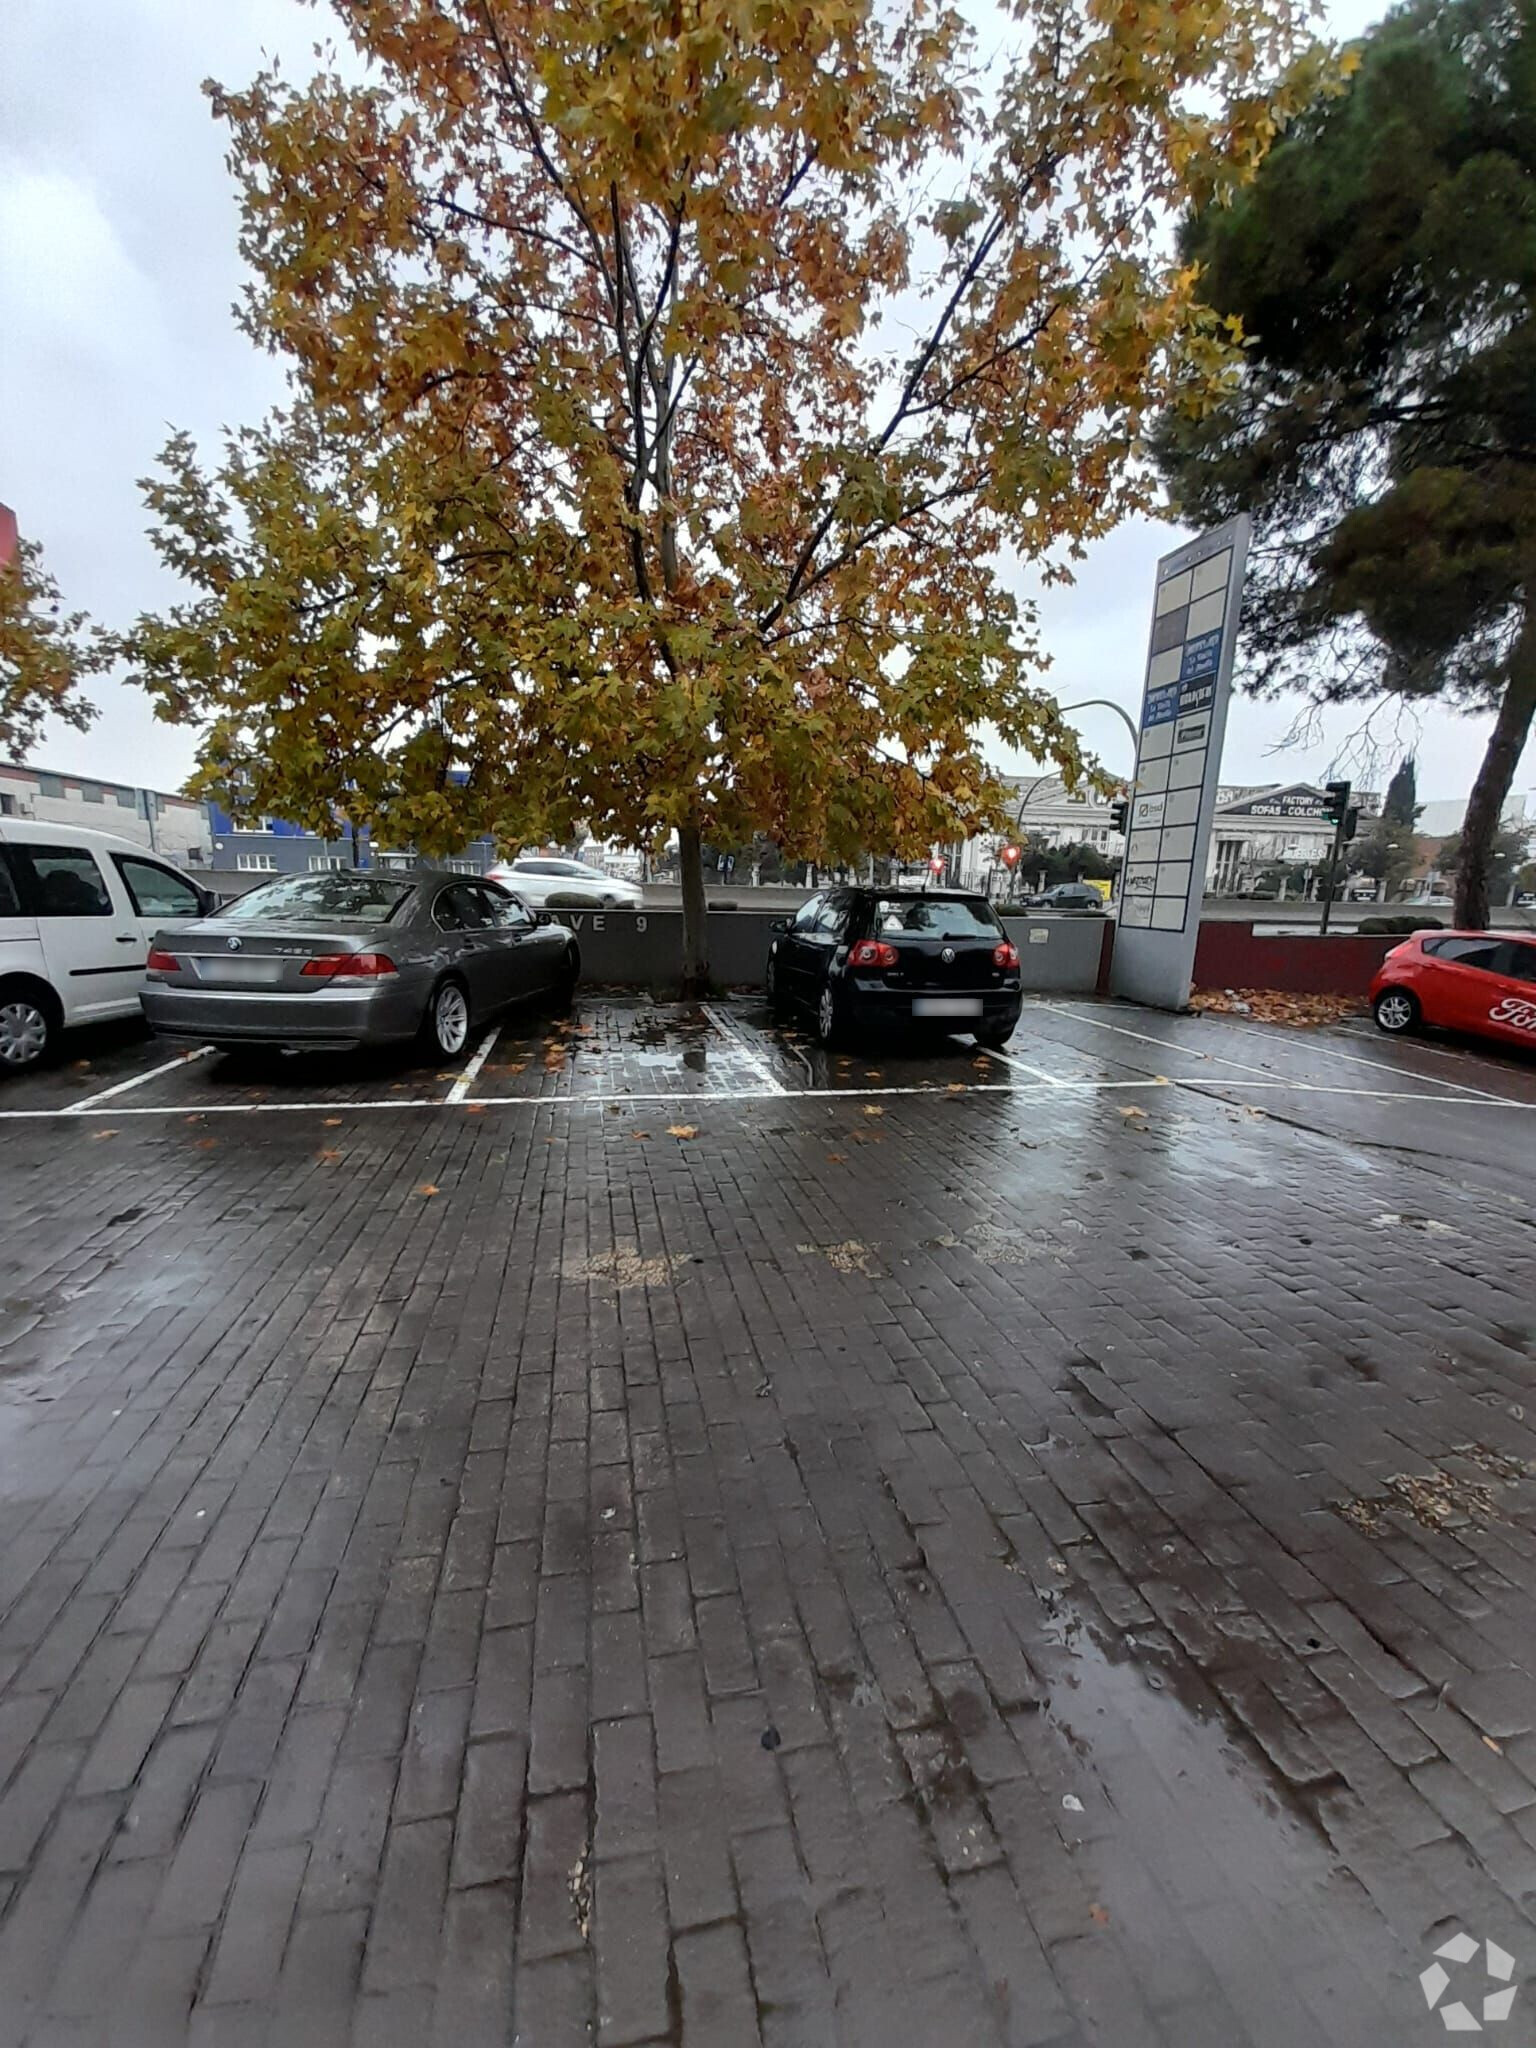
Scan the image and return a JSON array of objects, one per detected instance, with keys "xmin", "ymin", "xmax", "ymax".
[
  {"xmin": 436, "ymin": 985, "xmax": 469, "ymax": 1054},
  {"xmin": 0, "ymin": 1001, "xmax": 49, "ymax": 1068}
]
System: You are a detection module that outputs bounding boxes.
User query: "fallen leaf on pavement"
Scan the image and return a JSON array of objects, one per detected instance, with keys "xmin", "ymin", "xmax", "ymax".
[
  {"xmin": 826, "ymin": 1151, "xmax": 846, "ymax": 1163},
  {"xmin": 667, "ymin": 1124, "xmax": 699, "ymax": 1139},
  {"xmin": 317, "ymin": 1148, "xmax": 341, "ymax": 1162},
  {"xmin": 629, "ymin": 1130, "xmax": 650, "ymax": 1140},
  {"xmin": 91, "ymin": 1128, "xmax": 117, "ymax": 1140},
  {"xmin": 946, "ymin": 1082, "xmax": 967, "ymax": 1095},
  {"xmin": 861, "ymin": 1104, "xmax": 884, "ymax": 1118},
  {"xmin": 1483, "ymin": 1734, "xmax": 1504, "ymax": 1753},
  {"xmin": 1118, "ymin": 1106, "xmax": 1147, "ymax": 1120},
  {"xmin": 195, "ymin": 1138, "xmax": 218, "ymax": 1150},
  {"xmin": 323, "ymin": 1117, "xmax": 343, "ymax": 1126},
  {"xmin": 416, "ymin": 1183, "xmax": 440, "ymax": 1196}
]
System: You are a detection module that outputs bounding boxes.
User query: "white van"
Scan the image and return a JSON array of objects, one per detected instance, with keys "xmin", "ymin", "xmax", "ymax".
[{"xmin": 0, "ymin": 820, "xmax": 215, "ymax": 1072}]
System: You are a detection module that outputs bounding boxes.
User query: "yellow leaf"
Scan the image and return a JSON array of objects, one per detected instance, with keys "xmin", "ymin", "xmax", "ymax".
[
  {"xmin": 416, "ymin": 1183, "xmax": 440, "ymax": 1195},
  {"xmin": 667, "ymin": 1124, "xmax": 698, "ymax": 1139},
  {"xmin": 861, "ymin": 1104, "xmax": 884, "ymax": 1118}
]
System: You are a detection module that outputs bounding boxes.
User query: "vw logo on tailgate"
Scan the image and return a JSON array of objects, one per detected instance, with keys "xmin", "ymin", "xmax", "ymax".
[
  {"xmin": 941, "ymin": 947, "xmax": 955, "ymax": 963},
  {"xmin": 227, "ymin": 937, "xmax": 242, "ymax": 952}
]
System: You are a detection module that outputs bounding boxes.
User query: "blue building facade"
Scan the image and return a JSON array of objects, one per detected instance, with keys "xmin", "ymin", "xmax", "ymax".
[{"xmin": 205, "ymin": 803, "xmax": 499, "ymax": 885}]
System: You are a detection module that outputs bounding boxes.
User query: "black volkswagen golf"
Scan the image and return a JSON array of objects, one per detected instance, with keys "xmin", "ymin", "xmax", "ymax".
[{"xmin": 765, "ymin": 888, "xmax": 1023, "ymax": 1048}]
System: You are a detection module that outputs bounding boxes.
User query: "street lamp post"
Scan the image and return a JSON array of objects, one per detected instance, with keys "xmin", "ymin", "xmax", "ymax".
[{"xmin": 1055, "ymin": 698, "xmax": 1141, "ymax": 758}]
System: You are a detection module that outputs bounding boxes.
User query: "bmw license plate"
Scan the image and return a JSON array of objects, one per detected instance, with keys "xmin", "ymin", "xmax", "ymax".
[
  {"xmin": 912, "ymin": 997, "xmax": 982, "ymax": 1017},
  {"xmin": 196, "ymin": 957, "xmax": 283, "ymax": 985}
]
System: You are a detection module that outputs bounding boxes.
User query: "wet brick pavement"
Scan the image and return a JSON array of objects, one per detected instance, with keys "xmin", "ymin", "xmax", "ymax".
[{"xmin": 0, "ymin": 999, "xmax": 1535, "ymax": 2044}]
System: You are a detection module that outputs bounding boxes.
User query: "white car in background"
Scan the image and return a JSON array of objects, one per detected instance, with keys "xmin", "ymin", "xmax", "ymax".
[
  {"xmin": 485, "ymin": 856, "xmax": 643, "ymax": 909},
  {"xmin": 0, "ymin": 819, "xmax": 215, "ymax": 1070}
]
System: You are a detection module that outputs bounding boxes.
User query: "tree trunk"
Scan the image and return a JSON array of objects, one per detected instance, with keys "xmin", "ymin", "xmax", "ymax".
[
  {"xmin": 1455, "ymin": 613, "xmax": 1536, "ymax": 928},
  {"xmin": 678, "ymin": 822, "xmax": 709, "ymax": 996}
]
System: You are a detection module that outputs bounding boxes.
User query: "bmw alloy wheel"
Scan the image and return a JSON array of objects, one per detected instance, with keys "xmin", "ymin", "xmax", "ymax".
[
  {"xmin": 0, "ymin": 999, "xmax": 50, "ymax": 1070},
  {"xmin": 434, "ymin": 982, "xmax": 470, "ymax": 1056}
]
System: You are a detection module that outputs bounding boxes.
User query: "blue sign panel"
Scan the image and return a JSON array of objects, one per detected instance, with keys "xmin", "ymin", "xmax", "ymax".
[
  {"xmin": 1142, "ymin": 683, "xmax": 1180, "ymax": 727},
  {"xmin": 1179, "ymin": 630, "xmax": 1222, "ymax": 681}
]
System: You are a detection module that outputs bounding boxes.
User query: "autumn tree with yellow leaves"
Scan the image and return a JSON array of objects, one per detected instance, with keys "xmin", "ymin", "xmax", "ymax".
[
  {"xmin": 127, "ymin": 0, "xmax": 1332, "ymax": 988},
  {"xmin": 1, "ymin": 537, "xmax": 108, "ymax": 760}
]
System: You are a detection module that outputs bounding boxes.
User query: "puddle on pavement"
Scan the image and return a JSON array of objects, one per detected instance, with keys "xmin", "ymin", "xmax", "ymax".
[{"xmin": 1034, "ymin": 1599, "xmax": 1335, "ymax": 1859}]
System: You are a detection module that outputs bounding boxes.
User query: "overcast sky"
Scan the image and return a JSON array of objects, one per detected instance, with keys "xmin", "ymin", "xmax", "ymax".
[{"xmin": 5, "ymin": 0, "xmax": 1531, "ymax": 813}]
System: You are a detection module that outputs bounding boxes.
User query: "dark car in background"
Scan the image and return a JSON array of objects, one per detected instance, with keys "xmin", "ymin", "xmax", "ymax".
[
  {"xmin": 140, "ymin": 868, "xmax": 579, "ymax": 1059},
  {"xmin": 766, "ymin": 888, "xmax": 1023, "ymax": 1048},
  {"xmin": 1024, "ymin": 881, "xmax": 1107, "ymax": 912}
]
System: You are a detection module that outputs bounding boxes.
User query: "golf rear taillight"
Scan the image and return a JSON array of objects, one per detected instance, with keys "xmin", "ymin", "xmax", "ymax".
[
  {"xmin": 848, "ymin": 940, "xmax": 899, "ymax": 968},
  {"xmin": 145, "ymin": 949, "xmax": 180, "ymax": 974},
  {"xmin": 301, "ymin": 953, "xmax": 397, "ymax": 978},
  {"xmin": 993, "ymin": 942, "xmax": 1020, "ymax": 968}
]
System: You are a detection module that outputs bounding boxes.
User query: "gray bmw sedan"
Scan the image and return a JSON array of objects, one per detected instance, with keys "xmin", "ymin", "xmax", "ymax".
[{"xmin": 139, "ymin": 868, "xmax": 579, "ymax": 1058}]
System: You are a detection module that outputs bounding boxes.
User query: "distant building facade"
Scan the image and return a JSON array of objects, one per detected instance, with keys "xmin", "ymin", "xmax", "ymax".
[
  {"xmin": 0, "ymin": 759, "xmax": 211, "ymax": 868},
  {"xmin": 959, "ymin": 775, "xmax": 1385, "ymax": 895}
]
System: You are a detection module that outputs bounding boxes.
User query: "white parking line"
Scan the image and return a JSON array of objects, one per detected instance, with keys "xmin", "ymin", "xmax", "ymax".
[
  {"xmin": 1026, "ymin": 1001, "xmax": 1283, "ymax": 1082},
  {"xmin": 62, "ymin": 1045, "xmax": 213, "ymax": 1113},
  {"xmin": 446, "ymin": 1027, "xmax": 500, "ymax": 1105},
  {"xmin": 965, "ymin": 1037, "xmax": 1063, "ymax": 1085},
  {"xmin": 6, "ymin": 1075, "xmax": 1536, "ymax": 1122},
  {"xmin": 702, "ymin": 1003, "xmax": 787, "ymax": 1093},
  {"xmin": 1027, "ymin": 999, "xmax": 1508, "ymax": 1101},
  {"xmin": 1250, "ymin": 1029, "xmax": 1513, "ymax": 1102}
]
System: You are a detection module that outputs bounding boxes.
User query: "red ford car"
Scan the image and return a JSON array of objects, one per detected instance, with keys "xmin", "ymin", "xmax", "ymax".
[{"xmin": 1370, "ymin": 930, "xmax": 1536, "ymax": 1050}]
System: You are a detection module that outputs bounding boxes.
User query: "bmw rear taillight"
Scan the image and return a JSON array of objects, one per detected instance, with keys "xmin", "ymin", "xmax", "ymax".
[
  {"xmin": 993, "ymin": 942, "xmax": 1020, "ymax": 968},
  {"xmin": 301, "ymin": 953, "xmax": 397, "ymax": 978},
  {"xmin": 848, "ymin": 940, "xmax": 899, "ymax": 969},
  {"xmin": 145, "ymin": 949, "xmax": 180, "ymax": 974}
]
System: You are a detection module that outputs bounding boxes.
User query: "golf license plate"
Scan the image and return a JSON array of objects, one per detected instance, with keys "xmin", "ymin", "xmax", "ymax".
[{"xmin": 912, "ymin": 997, "xmax": 982, "ymax": 1018}]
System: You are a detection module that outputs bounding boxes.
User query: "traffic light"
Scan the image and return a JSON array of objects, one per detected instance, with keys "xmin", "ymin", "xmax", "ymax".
[
  {"xmin": 1000, "ymin": 843, "xmax": 1021, "ymax": 869},
  {"xmin": 1109, "ymin": 799, "xmax": 1129, "ymax": 835},
  {"xmin": 1344, "ymin": 805, "xmax": 1360, "ymax": 843},
  {"xmin": 1323, "ymin": 779, "xmax": 1352, "ymax": 827}
]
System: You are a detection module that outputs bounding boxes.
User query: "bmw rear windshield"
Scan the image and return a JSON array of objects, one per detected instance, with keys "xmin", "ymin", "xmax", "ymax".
[
  {"xmin": 870, "ymin": 896, "xmax": 1003, "ymax": 939},
  {"xmin": 220, "ymin": 873, "xmax": 416, "ymax": 923}
]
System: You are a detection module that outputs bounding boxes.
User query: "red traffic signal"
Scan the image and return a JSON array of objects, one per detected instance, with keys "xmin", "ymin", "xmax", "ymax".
[
  {"xmin": 1000, "ymin": 843, "xmax": 1021, "ymax": 868},
  {"xmin": 928, "ymin": 854, "xmax": 945, "ymax": 875}
]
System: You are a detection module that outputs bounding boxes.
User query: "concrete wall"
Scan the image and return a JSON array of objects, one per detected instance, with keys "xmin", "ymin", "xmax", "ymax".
[{"xmin": 547, "ymin": 906, "xmax": 1111, "ymax": 993}]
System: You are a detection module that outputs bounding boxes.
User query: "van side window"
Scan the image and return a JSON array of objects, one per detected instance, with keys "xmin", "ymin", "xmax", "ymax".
[
  {"xmin": 115, "ymin": 856, "xmax": 201, "ymax": 920},
  {"xmin": 16, "ymin": 845, "xmax": 113, "ymax": 917},
  {"xmin": 0, "ymin": 852, "xmax": 22, "ymax": 918}
]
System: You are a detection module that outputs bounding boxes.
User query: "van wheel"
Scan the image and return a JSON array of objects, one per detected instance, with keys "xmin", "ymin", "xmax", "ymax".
[
  {"xmin": 1373, "ymin": 988, "xmax": 1420, "ymax": 1035},
  {"xmin": 0, "ymin": 981, "xmax": 59, "ymax": 1073}
]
